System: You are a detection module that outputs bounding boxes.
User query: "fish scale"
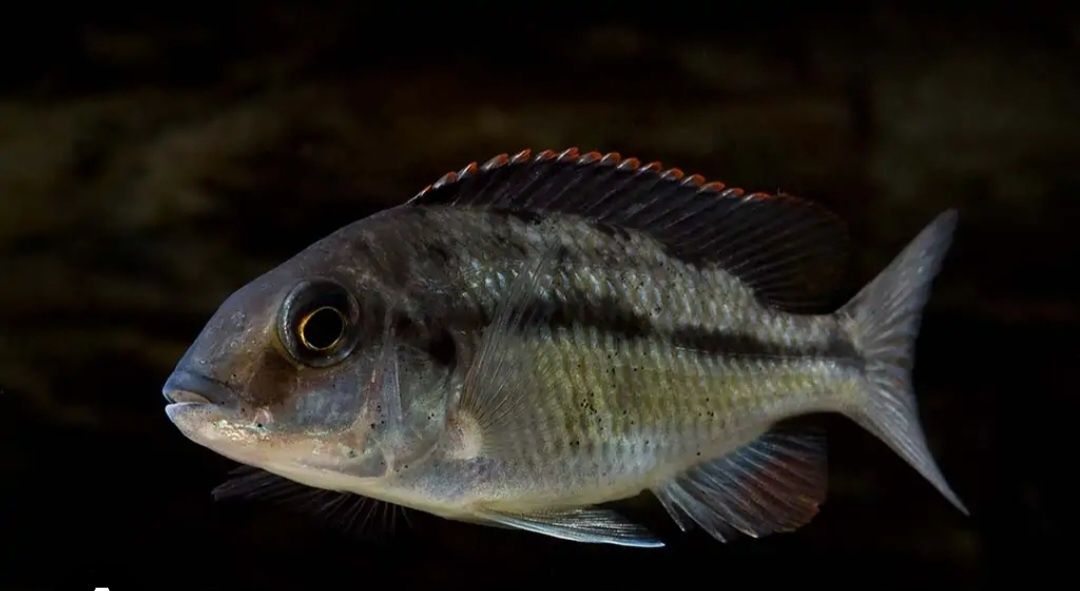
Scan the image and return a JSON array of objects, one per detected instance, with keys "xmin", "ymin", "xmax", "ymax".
[
  {"xmin": 441, "ymin": 209, "xmax": 834, "ymax": 352},
  {"xmin": 471, "ymin": 319, "xmax": 863, "ymax": 509}
]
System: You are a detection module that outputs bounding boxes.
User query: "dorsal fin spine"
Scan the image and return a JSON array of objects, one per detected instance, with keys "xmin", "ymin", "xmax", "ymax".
[
  {"xmin": 432, "ymin": 171, "xmax": 457, "ymax": 190},
  {"xmin": 682, "ymin": 174, "xmax": 706, "ymax": 188},
  {"xmin": 547, "ymin": 159, "xmax": 622, "ymax": 213},
  {"xmin": 487, "ymin": 155, "xmax": 538, "ymax": 208},
  {"xmin": 509, "ymin": 150, "xmax": 563, "ymax": 209},
  {"xmin": 634, "ymin": 185, "xmax": 703, "ymax": 229},
  {"xmin": 621, "ymin": 177, "xmax": 686, "ymax": 227},
  {"xmin": 517, "ymin": 160, "xmax": 570, "ymax": 210},
  {"xmin": 557, "ymin": 147, "xmax": 580, "ymax": 161},
  {"xmin": 600, "ymin": 166, "xmax": 667, "ymax": 220},
  {"xmin": 481, "ymin": 153, "xmax": 509, "ymax": 171},
  {"xmin": 599, "ymin": 152, "xmax": 621, "ymax": 166},
  {"xmin": 577, "ymin": 151, "xmax": 602, "ymax": 164},
  {"xmin": 577, "ymin": 164, "xmax": 645, "ymax": 217},
  {"xmin": 458, "ymin": 162, "xmax": 478, "ymax": 178}
]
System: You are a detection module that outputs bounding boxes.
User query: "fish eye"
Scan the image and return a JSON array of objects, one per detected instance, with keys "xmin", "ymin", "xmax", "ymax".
[{"xmin": 278, "ymin": 279, "xmax": 360, "ymax": 367}]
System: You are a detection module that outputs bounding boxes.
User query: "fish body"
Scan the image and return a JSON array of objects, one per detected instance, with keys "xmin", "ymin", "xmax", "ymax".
[{"xmin": 164, "ymin": 148, "xmax": 966, "ymax": 546}]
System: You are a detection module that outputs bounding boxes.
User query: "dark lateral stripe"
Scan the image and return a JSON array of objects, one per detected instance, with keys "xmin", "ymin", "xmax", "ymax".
[
  {"xmin": 522, "ymin": 294, "xmax": 862, "ymax": 364},
  {"xmin": 669, "ymin": 325, "xmax": 862, "ymax": 364}
]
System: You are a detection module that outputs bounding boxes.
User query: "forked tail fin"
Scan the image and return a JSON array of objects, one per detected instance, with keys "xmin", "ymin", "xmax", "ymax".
[{"xmin": 838, "ymin": 209, "xmax": 968, "ymax": 514}]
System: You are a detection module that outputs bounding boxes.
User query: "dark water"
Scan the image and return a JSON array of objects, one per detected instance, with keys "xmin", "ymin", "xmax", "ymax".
[{"xmin": 1, "ymin": 4, "xmax": 1075, "ymax": 590}]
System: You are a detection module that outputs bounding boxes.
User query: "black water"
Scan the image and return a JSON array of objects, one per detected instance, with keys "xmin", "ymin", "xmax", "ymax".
[{"xmin": 1, "ymin": 4, "xmax": 1075, "ymax": 590}]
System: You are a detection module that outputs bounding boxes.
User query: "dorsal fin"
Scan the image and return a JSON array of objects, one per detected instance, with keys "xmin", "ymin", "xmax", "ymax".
[{"xmin": 407, "ymin": 148, "xmax": 850, "ymax": 311}]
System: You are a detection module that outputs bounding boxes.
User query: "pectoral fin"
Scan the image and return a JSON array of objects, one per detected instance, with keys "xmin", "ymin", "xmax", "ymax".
[
  {"xmin": 456, "ymin": 240, "xmax": 564, "ymax": 453},
  {"xmin": 474, "ymin": 507, "xmax": 665, "ymax": 548}
]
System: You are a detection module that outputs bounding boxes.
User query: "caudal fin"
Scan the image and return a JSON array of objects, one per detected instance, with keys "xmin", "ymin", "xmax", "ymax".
[{"xmin": 838, "ymin": 209, "xmax": 967, "ymax": 514}]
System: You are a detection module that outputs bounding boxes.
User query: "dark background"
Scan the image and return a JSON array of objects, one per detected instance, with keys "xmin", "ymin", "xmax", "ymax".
[{"xmin": 1, "ymin": 3, "xmax": 1076, "ymax": 589}]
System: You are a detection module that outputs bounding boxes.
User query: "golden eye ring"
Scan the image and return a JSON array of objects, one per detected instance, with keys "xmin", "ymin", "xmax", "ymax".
[{"xmin": 297, "ymin": 306, "xmax": 347, "ymax": 352}]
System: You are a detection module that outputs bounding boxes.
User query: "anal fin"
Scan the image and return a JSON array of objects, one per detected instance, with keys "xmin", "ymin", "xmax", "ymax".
[
  {"xmin": 653, "ymin": 426, "xmax": 827, "ymax": 542},
  {"xmin": 474, "ymin": 507, "xmax": 665, "ymax": 548}
]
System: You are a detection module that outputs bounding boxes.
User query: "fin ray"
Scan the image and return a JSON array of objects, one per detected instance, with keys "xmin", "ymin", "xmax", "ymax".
[
  {"xmin": 475, "ymin": 507, "xmax": 665, "ymax": 548},
  {"xmin": 838, "ymin": 209, "xmax": 967, "ymax": 514},
  {"xmin": 652, "ymin": 426, "xmax": 827, "ymax": 542}
]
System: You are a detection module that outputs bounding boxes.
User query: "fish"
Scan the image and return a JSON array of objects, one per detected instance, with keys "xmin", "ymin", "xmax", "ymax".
[{"xmin": 162, "ymin": 147, "xmax": 968, "ymax": 548}]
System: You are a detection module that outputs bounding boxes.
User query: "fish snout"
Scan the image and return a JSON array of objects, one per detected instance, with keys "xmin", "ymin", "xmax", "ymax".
[{"xmin": 163, "ymin": 369, "xmax": 239, "ymax": 406}]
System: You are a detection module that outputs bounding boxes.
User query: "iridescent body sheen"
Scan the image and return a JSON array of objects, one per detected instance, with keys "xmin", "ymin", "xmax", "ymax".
[{"xmin": 164, "ymin": 148, "xmax": 966, "ymax": 546}]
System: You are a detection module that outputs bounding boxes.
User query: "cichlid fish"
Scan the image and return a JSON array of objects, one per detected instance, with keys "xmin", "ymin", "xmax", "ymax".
[{"xmin": 163, "ymin": 147, "xmax": 967, "ymax": 547}]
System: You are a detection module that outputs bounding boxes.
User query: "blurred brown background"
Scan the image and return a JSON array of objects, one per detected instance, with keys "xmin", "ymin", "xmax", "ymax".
[{"xmin": 1, "ymin": 3, "xmax": 1076, "ymax": 589}]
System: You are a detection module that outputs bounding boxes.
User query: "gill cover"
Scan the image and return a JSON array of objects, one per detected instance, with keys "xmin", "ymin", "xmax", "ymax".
[{"xmin": 346, "ymin": 308, "xmax": 448, "ymax": 478}]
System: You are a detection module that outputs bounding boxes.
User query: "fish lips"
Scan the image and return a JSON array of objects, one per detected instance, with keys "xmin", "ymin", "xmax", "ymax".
[
  {"xmin": 163, "ymin": 369, "xmax": 237, "ymax": 406},
  {"xmin": 163, "ymin": 370, "xmax": 262, "ymax": 461},
  {"xmin": 164, "ymin": 399, "xmax": 226, "ymax": 433}
]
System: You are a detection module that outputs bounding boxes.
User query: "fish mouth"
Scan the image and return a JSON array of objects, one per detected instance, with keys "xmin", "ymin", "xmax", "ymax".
[
  {"xmin": 163, "ymin": 371, "xmax": 240, "ymax": 443},
  {"xmin": 163, "ymin": 369, "xmax": 237, "ymax": 406},
  {"xmin": 164, "ymin": 390, "xmax": 212, "ymax": 405}
]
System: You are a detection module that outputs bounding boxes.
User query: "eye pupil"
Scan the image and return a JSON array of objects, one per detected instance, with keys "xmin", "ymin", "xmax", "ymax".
[{"xmin": 299, "ymin": 306, "xmax": 346, "ymax": 352}]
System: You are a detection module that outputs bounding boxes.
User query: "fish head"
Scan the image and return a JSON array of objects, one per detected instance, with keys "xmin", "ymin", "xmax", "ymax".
[{"xmin": 163, "ymin": 229, "xmax": 456, "ymax": 491}]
